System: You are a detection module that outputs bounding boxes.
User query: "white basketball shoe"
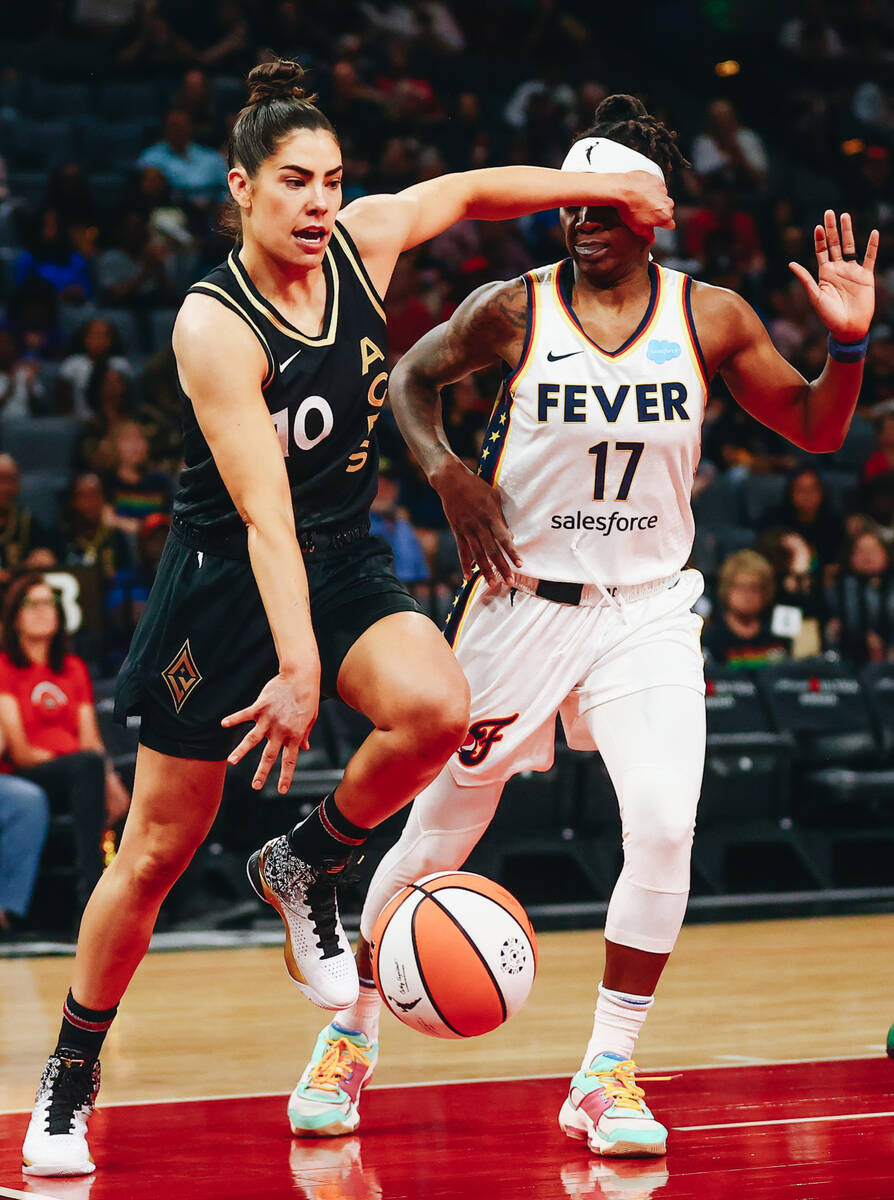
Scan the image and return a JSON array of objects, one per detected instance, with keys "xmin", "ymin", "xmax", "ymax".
[
  {"xmin": 22, "ymin": 1053, "xmax": 100, "ymax": 1176},
  {"xmin": 559, "ymin": 1053, "xmax": 668, "ymax": 1157},
  {"xmin": 247, "ymin": 835, "xmax": 358, "ymax": 1010}
]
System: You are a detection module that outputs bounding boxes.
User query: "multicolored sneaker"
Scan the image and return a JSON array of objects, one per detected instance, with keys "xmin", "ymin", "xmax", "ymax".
[
  {"xmin": 559, "ymin": 1053, "xmax": 667, "ymax": 1157},
  {"xmin": 247, "ymin": 836, "xmax": 358, "ymax": 1011},
  {"xmin": 22, "ymin": 1053, "xmax": 100, "ymax": 1176},
  {"xmin": 288, "ymin": 1023, "xmax": 378, "ymax": 1137}
]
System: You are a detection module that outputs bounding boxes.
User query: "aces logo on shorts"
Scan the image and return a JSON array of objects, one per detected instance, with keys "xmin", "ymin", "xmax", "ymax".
[
  {"xmin": 162, "ymin": 638, "xmax": 203, "ymax": 712},
  {"xmin": 458, "ymin": 715, "xmax": 519, "ymax": 766}
]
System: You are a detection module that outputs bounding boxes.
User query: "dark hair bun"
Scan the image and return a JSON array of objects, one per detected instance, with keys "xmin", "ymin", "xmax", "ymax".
[
  {"xmin": 246, "ymin": 59, "xmax": 314, "ymax": 106},
  {"xmin": 592, "ymin": 94, "xmax": 648, "ymax": 124}
]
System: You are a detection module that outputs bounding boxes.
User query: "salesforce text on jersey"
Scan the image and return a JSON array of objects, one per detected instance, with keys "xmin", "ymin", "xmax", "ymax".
[{"xmin": 550, "ymin": 511, "xmax": 659, "ymax": 534}]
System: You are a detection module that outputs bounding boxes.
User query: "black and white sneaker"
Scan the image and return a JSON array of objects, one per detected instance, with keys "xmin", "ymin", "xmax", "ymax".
[
  {"xmin": 247, "ymin": 835, "xmax": 359, "ymax": 1010},
  {"xmin": 22, "ymin": 1053, "xmax": 100, "ymax": 1176}
]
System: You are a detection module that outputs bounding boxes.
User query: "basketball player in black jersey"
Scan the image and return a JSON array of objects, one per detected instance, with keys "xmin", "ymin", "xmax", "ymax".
[{"xmin": 22, "ymin": 59, "xmax": 673, "ymax": 1176}]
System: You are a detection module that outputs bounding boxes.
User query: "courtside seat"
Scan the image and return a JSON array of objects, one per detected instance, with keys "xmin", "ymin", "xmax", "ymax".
[
  {"xmin": 469, "ymin": 742, "xmax": 611, "ymax": 905},
  {"xmin": 694, "ymin": 667, "xmax": 826, "ymax": 892},
  {"xmin": 861, "ymin": 664, "xmax": 894, "ymax": 763},
  {"xmin": 759, "ymin": 658, "xmax": 881, "ymax": 771},
  {"xmin": 760, "ymin": 661, "xmax": 894, "ymax": 886}
]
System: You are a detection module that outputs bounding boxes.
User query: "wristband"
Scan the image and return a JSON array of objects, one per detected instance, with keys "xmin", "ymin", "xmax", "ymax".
[{"xmin": 828, "ymin": 332, "xmax": 869, "ymax": 363}]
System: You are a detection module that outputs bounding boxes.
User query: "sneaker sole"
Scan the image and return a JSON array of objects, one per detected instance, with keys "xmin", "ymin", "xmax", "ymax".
[
  {"xmin": 289, "ymin": 1106, "xmax": 361, "ymax": 1138},
  {"xmin": 22, "ymin": 1159, "xmax": 96, "ymax": 1177},
  {"xmin": 246, "ymin": 848, "xmax": 344, "ymax": 1012}
]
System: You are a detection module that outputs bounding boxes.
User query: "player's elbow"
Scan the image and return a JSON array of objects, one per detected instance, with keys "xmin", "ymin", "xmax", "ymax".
[{"xmin": 801, "ymin": 428, "xmax": 847, "ymax": 454}]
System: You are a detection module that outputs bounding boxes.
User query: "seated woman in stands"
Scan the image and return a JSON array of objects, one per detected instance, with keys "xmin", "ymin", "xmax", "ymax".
[
  {"xmin": 826, "ymin": 531, "xmax": 894, "ymax": 666},
  {"xmin": 702, "ymin": 549, "xmax": 794, "ymax": 668},
  {"xmin": 0, "ymin": 574, "xmax": 130, "ymax": 911}
]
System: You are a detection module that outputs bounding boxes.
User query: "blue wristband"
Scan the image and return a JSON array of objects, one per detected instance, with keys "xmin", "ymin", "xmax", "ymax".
[{"xmin": 828, "ymin": 332, "xmax": 869, "ymax": 363}]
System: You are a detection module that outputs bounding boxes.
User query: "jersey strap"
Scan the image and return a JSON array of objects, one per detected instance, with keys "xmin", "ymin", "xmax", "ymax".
[
  {"xmin": 552, "ymin": 258, "xmax": 663, "ymax": 360},
  {"xmin": 187, "ymin": 280, "xmax": 276, "ymax": 389},
  {"xmin": 329, "ymin": 222, "xmax": 386, "ymax": 322},
  {"xmin": 224, "ymin": 247, "xmax": 340, "ymax": 346}
]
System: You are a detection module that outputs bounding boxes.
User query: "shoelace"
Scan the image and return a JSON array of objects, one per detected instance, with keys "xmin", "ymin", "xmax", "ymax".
[
  {"xmin": 45, "ymin": 1058, "xmax": 95, "ymax": 1134},
  {"xmin": 586, "ymin": 1059, "xmax": 647, "ymax": 1112},
  {"xmin": 308, "ymin": 1038, "xmax": 371, "ymax": 1094},
  {"xmin": 304, "ymin": 875, "xmax": 342, "ymax": 957}
]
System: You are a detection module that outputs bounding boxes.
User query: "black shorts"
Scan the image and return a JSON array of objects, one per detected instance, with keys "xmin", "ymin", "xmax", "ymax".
[{"xmin": 114, "ymin": 528, "xmax": 424, "ymax": 760}]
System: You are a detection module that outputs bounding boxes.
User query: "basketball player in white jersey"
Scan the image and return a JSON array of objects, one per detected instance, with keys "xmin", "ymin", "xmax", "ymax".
[{"xmin": 287, "ymin": 95, "xmax": 878, "ymax": 1156}]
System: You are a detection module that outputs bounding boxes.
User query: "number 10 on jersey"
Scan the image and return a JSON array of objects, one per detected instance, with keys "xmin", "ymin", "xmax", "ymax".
[{"xmin": 589, "ymin": 441, "xmax": 644, "ymax": 502}]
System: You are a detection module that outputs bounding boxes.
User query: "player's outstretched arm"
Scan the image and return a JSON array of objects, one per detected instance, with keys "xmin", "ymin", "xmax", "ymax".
[
  {"xmin": 173, "ymin": 295, "xmax": 320, "ymax": 793},
  {"xmin": 699, "ymin": 211, "xmax": 878, "ymax": 453},
  {"xmin": 390, "ymin": 278, "xmax": 529, "ymax": 586},
  {"xmin": 341, "ymin": 167, "xmax": 672, "ymax": 298}
]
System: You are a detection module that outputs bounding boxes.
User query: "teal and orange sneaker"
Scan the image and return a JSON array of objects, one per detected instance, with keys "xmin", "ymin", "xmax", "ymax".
[
  {"xmin": 559, "ymin": 1053, "xmax": 667, "ymax": 1158},
  {"xmin": 288, "ymin": 1023, "xmax": 378, "ymax": 1137}
]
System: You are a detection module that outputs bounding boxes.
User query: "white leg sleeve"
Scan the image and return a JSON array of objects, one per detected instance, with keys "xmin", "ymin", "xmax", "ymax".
[
  {"xmin": 584, "ymin": 686, "xmax": 706, "ymax": 955},
  {"xmin": 359, "ymin": 770, "xmax": 504, "ymax": 942}
]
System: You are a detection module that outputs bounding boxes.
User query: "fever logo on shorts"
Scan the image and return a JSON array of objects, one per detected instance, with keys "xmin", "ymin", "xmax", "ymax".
[
  {"xmin": 162, "ymin": 638, "xmax": 203, "ymax": 712},
  {"xmin": 457, "ymin": 714, "xmax": 519, "ymax": 767}
]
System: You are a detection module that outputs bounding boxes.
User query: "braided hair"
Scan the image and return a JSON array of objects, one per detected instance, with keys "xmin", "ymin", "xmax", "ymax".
[{"xmin": 577, "ymin": 94, "xmax": 689, "ymax": 181}]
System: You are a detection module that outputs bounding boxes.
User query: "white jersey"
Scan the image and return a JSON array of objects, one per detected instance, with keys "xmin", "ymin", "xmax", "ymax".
[{"xmin": 479, "ymin": 260, "xmax": 708, "ymax": 587}]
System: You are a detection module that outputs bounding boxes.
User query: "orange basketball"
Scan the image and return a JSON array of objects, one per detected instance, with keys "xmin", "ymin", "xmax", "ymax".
[{"xmin": 370, "ymin": 871, "xmax": 537, "ymax": 1039}]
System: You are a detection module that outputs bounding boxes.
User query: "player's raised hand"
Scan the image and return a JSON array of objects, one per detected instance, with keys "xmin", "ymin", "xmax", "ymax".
[
  {"xmin": 222, "ymin": 661, "xmax": 320, "ymax": 793},
  {"xmin": 613, "ymin": 171, "xmax": 675, "ymax": 241},
  {"xmin": 789, "ymin": 211, "xmax": 879, "ymax": 341},
  {"xmin": 435, "ymin": 458, "xmax": 522, "ymax": 587}
]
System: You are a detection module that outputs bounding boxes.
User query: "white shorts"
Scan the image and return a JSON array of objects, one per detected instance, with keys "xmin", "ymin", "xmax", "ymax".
[{"xmin": 446, "ymin": 568, "xmax": 706, "ymax": 786}]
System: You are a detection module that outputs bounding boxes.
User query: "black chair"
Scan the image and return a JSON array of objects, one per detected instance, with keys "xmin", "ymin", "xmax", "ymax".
[
  {"xmin": 861, "ymin": 664, "xmax": 894, "ymax": 763},
  {"xmin": 760, "ymin": 660, "xmax": 894, "ymax": 886},
  {"xmin": 694, "ymin": 667, "xmax": 825, "ymax": 891},
  {"xmin": 468, "ymin": 741, "xmax": 611, "ymax": 905}
]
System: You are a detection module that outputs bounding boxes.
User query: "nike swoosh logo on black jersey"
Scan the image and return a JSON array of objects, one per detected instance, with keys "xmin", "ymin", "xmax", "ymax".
[
  {"xmin": 546, "ymin": 350, "xmax": 584, "ymax": 362},
  {"xmin": 279, "ymin": 350, "xmax": 302, "ymax": 372}
]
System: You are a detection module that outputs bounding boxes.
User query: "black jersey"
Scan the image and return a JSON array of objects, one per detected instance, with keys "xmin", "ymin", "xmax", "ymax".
[{"xmin": 172, "ymin": 221, "xmax": 388, "ymax": 553}]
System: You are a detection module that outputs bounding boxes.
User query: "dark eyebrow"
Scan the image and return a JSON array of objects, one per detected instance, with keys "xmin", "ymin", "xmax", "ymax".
[{"xmin": 278, "ymin": 164, "xmax": 343, "ymax": 177}]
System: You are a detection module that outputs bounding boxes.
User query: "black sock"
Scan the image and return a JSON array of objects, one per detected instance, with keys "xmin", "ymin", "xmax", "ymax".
[
  {"xmin": 55, "ymin": 990, "xmax": 118, "ymax": 1063},
  {"xmin": 288, "ymin": 793, "xmax": 369, "ymax": 869}
]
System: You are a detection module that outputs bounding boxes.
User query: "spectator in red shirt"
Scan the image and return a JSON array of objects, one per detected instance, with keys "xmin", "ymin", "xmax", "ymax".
[
  {"xmin": 863, "ymin": 412, "xmax": 894, "ymax": 482},
  {"xmin": 0, "ymin": 574, "xmax": 130, "ymax": 910}
]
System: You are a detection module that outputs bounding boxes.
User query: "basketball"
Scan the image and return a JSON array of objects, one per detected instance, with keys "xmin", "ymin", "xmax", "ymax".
[{"xmin": 369, "ymin": 871, "xmax": 538, "ymax": 1039}]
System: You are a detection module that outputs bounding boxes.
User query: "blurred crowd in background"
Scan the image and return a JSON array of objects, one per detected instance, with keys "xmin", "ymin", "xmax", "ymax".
[
  {"xmin": 1, "ymin": 0, "xmax": 893, "ymax": 673},
  {"xmin": 0, "ymin": 0, "xmax": 893, "ymax": 928}
]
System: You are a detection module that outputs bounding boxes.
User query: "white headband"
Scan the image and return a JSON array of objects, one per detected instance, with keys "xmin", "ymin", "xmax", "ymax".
[{"xmin": 561, "ymin": 136, "xmax": 665, "ymax": 184}]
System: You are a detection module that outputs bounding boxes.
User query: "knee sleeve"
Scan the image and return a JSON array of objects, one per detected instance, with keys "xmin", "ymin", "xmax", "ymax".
[
  {"xmin": 604, "ymin": 762, "xmax": 699, "ymax": 955},
  {"xmin": 360, "ymin": 772, "xmax": 503, "ymax": 942}
]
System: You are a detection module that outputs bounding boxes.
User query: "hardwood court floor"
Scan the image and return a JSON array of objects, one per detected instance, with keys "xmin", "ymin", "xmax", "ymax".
[{"xmin": 1, "ymin": 915, "xmax": 893, "ymax": 1198}]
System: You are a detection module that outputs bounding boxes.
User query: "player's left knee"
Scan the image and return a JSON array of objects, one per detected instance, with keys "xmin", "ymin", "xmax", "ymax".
[
  {"xmin": 621, "ymin": 764, "xmax": 698, "ymax": 869},
  {"xmin": 404, "ymin": 685, "xmax": 471, "ymax": 761}
]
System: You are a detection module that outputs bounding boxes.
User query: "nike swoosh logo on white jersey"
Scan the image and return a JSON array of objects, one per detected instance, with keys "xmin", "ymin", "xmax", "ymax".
[
  {"xmin": 279, "ymin": 350, "xmax": 302, "ymax": 372},
  {"xmin": 546, "ymin": 350, "xmax": 584, "ymax": 362}
]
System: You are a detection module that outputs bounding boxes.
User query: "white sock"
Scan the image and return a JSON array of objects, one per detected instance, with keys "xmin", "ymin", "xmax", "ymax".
[
  {"xmin": 580, "ymin": 981, "xmax": 655, "ymax": 1068},
  {"xmin": 333, "ymin": 978, "xmax": 381, "ymax": 1045}
]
